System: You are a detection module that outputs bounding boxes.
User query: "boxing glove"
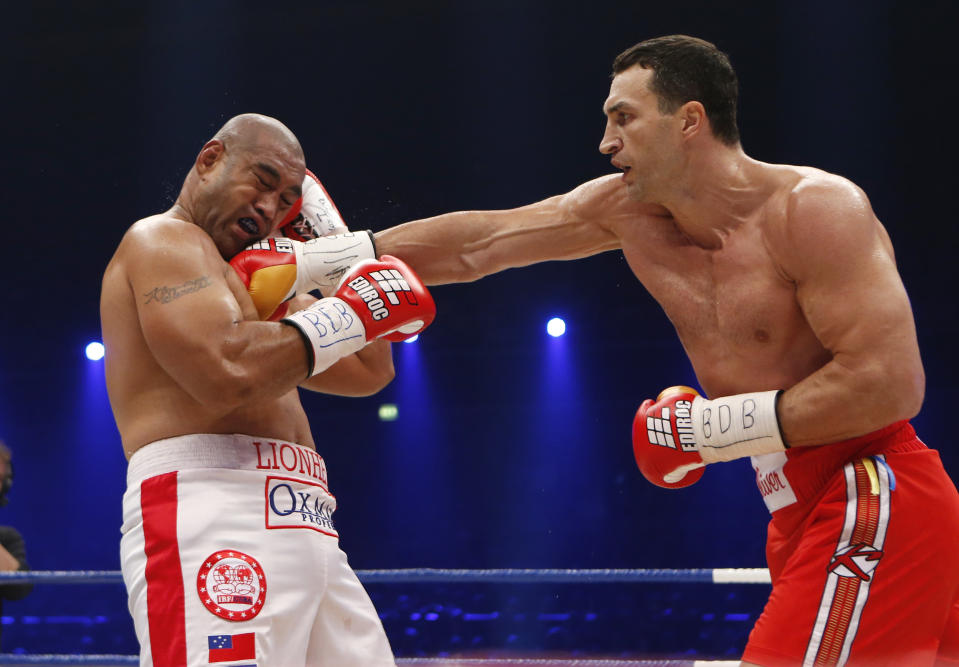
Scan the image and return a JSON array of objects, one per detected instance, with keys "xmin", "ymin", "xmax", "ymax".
[
  {"xmin": 633, "ymin": 386, "xmax": 707, "ymax": 488},
  {"xmin": 276, "ymin": 169, "xmax": 349, "ymax": 241},
  {"xmin": 282, "ymin": 255, "xmax": 435, "ymax": 376},
  {"xmin": 231, "ymin": 232, "xmax": 377, "ymax": 319},
  {"xmin": 633, "ymin": 385, "xmax": 787, "ymax": 488}
]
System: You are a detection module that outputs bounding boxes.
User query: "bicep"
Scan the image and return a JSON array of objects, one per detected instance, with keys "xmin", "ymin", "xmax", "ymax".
[
  {"xmin": 787, "ymin": 192, "xmax": 916, "ymax": 365},
  {"xmin": 128, "ymin": 230, "xmax": 246, "ymax": 385},
  {"xmin": 778, "ymin": 181, "xmax": 924, "ymax": 423}
]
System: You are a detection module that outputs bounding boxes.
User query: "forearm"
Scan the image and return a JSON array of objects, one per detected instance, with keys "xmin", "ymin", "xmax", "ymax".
[
  {"xmin": 375, "ymin": 194, "xmax": 615, "ymax": 286},
  {"xmin": 375, "ymin": 210, "xmax": 521, "ymax": 285},
  {"xmin": 182, "ymin": 320, "xmax": 314, "ymax": 410},
  {"xmin": 300, "ymin": 340, "xmax": 395, "ymax": 396},
  {"xmin": 283, "ymin": 295, "xmax": 392, "ymax": 396},
  {"xmin": 778, "ymin": 353, "xmax": 924, "ymax": 447}
]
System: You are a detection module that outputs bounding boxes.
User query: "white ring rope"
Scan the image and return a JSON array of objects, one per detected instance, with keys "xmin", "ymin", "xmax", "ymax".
[{"xmin": 0, "ymin": 568, "xmax": 771, "ymax": 585}]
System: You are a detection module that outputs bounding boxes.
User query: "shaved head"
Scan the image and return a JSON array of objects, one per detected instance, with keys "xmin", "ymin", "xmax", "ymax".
[
  {"xmin": 213, "ymin": 113, "xmax": 304, "ymax": 163},
  {"xmin": 175, "ymin": 113, "xmax": 306, "ymax": 259}
]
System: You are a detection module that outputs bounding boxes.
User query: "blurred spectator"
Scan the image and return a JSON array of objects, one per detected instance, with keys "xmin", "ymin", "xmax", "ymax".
[{"xmin": 0, "ymin": 440, "xmax": 32, "ymax": 648}]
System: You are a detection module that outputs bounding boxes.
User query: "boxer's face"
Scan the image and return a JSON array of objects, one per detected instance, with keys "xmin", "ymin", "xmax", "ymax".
[
  {"xmin": 599, "ymin": 66, "xmax": 683, "ymax": 202},
  {"xmin": 200, "ymin": 141, "xmax": 304, "ymax": 259}
]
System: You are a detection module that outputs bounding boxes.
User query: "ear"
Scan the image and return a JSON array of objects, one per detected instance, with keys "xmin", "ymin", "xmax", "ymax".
[
  {"xmin": 196, "ymin": 139, "xmax": 225, "ymax": 176},
  {"xmin": 678, "ymin": 101, "xmax": 706, "ymax": 140}
]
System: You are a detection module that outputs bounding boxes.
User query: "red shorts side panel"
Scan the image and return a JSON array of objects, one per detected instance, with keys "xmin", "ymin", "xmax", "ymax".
[{"xmin": 743, "ymin": 447, "xmax": 959, "ymax": 666}]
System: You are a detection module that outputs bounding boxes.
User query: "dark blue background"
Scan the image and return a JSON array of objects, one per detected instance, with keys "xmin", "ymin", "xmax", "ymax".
[{"xmin": 1, "ymin": 0, "xmax": 956, "ymax": 657}]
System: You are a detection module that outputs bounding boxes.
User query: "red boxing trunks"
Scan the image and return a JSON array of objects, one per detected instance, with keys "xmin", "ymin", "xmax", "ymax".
[{"xmin": 743, "ymin": 422, "xmax": 959, "ymax": 666}]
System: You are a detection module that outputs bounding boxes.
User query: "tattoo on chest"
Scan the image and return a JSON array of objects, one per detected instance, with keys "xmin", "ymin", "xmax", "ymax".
[{"xmin": 143, "ymin": 276, "xmax": 212, "ymax": 304}]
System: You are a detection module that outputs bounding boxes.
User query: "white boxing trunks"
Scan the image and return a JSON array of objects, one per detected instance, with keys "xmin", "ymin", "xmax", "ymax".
[{"xmin": 119, "ymin": 434, "xmax": 395, "ymax": 666}]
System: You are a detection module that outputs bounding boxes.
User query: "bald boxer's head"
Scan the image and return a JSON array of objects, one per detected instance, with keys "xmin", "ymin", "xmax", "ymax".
[
  {"xmin": 180, "ymin": 113, "xmax": 306, "ymax": 259},
  {"xmin": 212, "ymin": 113, "xmax": 304, "ymax": 161}
]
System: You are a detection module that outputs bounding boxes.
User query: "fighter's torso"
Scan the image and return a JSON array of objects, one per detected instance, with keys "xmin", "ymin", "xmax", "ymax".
[
  {"xmin": 596, "ymin": 168, "xmax": 833, "ymax": 398},
  {"xmin": 100, "ymin": 217, "xmax": 314, "ymax": 459}
]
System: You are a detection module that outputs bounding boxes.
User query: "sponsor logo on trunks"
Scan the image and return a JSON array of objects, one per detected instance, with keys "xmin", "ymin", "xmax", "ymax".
[
  {"xmin": 253, "ymin": 441, "xmax": 328, "ymax": 486},
  {"xmin": 197, "ymin": 550, "xmax": 266, "ymax": 622},
  {"xmin": 755, "ymin": 466, "xmax": 788, "ymax": 497},
  {"xmin": 751, "ymin": 452, "xmax": 798, "ymax": 512},
  {"xmin": 827, "ymin": 543, "xmax": 883, "ymax": 581},
  {"xmin": 265, "ymin": 476, "xmax": 338, "ymax": 537}
]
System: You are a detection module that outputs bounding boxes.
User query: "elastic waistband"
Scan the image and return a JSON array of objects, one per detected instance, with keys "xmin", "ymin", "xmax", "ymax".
[
  {"xmin": 755, "ymin": 420, "xmax": 924, "ymax": 514},
  {"xmin": 126, "ymin": 433, "xmax": 329, "ymax": 489}
]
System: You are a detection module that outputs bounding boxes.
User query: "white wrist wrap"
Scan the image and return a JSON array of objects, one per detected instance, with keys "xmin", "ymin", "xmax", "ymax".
[
  {"xmin": 281, "ymin": 297, "xmax": 367, "ymax": 377},
  {"xmin": 692, "ymin": 390, "xmax": 786, "ymax": 463},
  {"xmin": 291, "ymin": 231, "xmax": 377, "ymax": 298}
]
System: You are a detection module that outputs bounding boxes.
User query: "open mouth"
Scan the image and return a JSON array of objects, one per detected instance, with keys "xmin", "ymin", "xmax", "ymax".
[{"xmin": 238, "ymin": 217, "xmax": 259, "ymax": 235}]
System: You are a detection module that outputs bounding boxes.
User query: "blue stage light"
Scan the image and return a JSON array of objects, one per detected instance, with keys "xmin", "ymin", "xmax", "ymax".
[
  {"xmin": 85, "ymin": 342, "xmax": 105, "ymax": 361},
  {"xmin": 403, "ymin": 334, "xmax": 419, "ymax": 344},
  {"xmin": 546, "ymin": 317, "xmax": 566, "ymax": 337}
]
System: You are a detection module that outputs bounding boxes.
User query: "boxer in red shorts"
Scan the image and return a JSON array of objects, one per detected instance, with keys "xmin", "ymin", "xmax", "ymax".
[
  {"xmin": 367, "ymin": 35, "xmax": 959, "ymax": 664},
  {"xmin": 742, "ymin": 422, "xmax": 959, "ymax": 665}
]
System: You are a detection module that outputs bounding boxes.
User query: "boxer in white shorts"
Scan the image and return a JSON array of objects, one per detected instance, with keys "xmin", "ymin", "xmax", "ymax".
[
  {"xmin": 101, "ymin": 114, "xmax": 435, "ymax": 665},
  {"xmin": 121, "ymin": 434, "xmax": 393, "ymax": 665}
]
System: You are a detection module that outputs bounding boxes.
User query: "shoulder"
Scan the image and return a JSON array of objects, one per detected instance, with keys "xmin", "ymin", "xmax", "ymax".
[
  {"xmin": 106, "ymin": 215, "xmax": 230, "ymax": 301},
  {"xmin": 115, "ymin": 215, "xmax": 220, "ymax": 268},
  {"xmin": 564, "ymin": 174, "xmax": 637, "ymax": 211},
  {"xmin": 765, "ymin": 166, "xmax": 884, "ymax": 278},
  {"xmin": 122, "ymin": 214, "xmax": 212, "ymax": 251},
  {"xmin": 563, "ymin": 174, "xmax": 669, "ymax": 230},
  {"xmin": 786, "ymin": 168, "xmax": 872, "ymax": 225}
]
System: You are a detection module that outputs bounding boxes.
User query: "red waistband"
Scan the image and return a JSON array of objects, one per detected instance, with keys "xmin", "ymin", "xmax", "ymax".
[{"xmin": 769, "ymin": 420, "xmax": 923, "ymax": 516}]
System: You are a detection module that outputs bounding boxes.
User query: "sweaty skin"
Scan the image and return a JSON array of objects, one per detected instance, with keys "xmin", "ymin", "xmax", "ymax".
[
  {"xmin": 375, "ymin": 66, "xmax": 923, "ymax": 448},
  {"xmin": 101, "ymin": 114, "xmax": 394, "ymax": 459}
]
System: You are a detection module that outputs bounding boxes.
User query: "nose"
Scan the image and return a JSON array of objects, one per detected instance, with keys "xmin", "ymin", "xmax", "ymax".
[
  {"xmin": 599, "ymin": 129, "xmax": 622, "ymax": 156},
  {"xmin": 254, "ymin": 191, "xmax": 281, "ymax": 226}
]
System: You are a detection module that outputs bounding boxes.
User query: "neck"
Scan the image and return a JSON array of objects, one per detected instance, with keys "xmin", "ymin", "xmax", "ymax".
[
  {"xmin": 168, "ymin": 170, "xmax": 200, "ymax": 224},
  {"xmin": 166, "ymin": 201, "xmax": 193, "ymax": 223},
  {"xmin": 657, "ymin": 143, "xmax": 759, "ymax": 249}
]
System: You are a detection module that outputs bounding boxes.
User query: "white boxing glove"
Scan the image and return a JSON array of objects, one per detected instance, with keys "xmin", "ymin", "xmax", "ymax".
[{"xmin": 276, "ymin": 168, "xmax": 349, "ymax": 241}]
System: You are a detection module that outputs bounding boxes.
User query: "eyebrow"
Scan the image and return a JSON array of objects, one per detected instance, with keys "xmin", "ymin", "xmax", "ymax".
[
  {"xmin": 255, "ymin": 162, "xmax": 280, "ymax": 180},
  {"xmin": 255, "ymin": 162, "xmax": 303, "ymax": 197},
  {"xmin": 603, "ymin": 101, "xmax": 631, "ymax": 116}
]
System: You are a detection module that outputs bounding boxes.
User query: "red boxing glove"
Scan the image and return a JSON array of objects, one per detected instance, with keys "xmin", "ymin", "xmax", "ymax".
[
  {"xmin": 334, "ymin": 255, "xmax": 435, "ymax": 342},
  {"xmin": 281, "ymin": 255, "xmax": 436, "ymax": 376},
  {"xmin": 632, "ymin": 385, "xmax": 787, "ymax": 489},
  {"xmin": 632, "ymin": 385, "xmax": 706, "ymax": 489},
  {"xmin": 230, "ymin": 237, "xmax": 297, "ymax": 320}
]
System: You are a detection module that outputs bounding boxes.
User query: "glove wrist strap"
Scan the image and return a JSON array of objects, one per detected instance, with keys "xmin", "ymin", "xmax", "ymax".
[
  {"xmin": 281, "ymin": 298, "xmax": 367, "ymax": 376},
  {"xmin": 693, "ymin": 390, "xmax": 786, "ymax": 463}
]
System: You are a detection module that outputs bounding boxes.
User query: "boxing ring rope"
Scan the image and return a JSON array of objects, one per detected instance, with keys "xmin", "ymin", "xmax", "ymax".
[
  {"xmin": 0, "ymin": 568, "xmax": 771, "ymax": 585},
  {"xmin": 0, "ymin": 658, "xmax": 741, "ymax": 666},
  {"xmin": 0, "ymin": 569, "xmax": 769, "ymax": 666}
]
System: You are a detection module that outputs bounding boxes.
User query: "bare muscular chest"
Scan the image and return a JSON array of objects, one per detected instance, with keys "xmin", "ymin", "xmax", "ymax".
[{"xmin": 617, "ymin": 218, "xmax": 825, "ymax": 393}]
